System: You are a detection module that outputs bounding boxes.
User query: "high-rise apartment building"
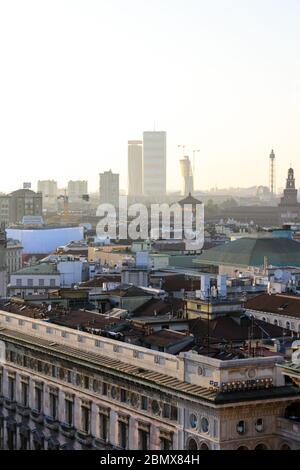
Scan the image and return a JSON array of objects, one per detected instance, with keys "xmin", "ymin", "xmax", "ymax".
[
  {"xmin": 143, "ymin": 131, "xmax": 166, "ymax": 196},
  {"xmin": 9, "ymin": 189, "xmax": 43, "ymax": 225},
  {"xmin": 99, "ymin": 170, "xmax": 119, "ymax": 207},
  {"xmin": 37, "ymin": 180, "xmax": 58, "ymax": 211},
  {"xmin": 67, "ymin": 181, "xmax": 88, "ymax": 203},
  {"xmin": 128, "ymin": 140, "xmax": 143, "ymax": 196}
]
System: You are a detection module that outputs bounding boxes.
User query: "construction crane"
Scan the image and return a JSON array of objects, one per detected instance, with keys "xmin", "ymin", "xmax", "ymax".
[{"xmin": 57, "ymin": 190, "xmax": 89, "ymax": 219}]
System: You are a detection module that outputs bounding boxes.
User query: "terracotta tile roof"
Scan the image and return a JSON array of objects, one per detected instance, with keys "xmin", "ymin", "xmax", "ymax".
[
  {"xmin": 132, "ymin": 298, "xmax": 183, "ymax": 317},
  {"xmin": 246, "ymin": 293, "xmax": 300, "ymax": 319},
  {"xmin": 142, "ymin": 329, "xmax": 192, "ymax": 347},
  {"xmin": 79, "ymin": 275, "xmax": 121, "ymax": 288},
  {"xmin": 190, "ymin": 315, "xmax": 288, "ymax": 342}
]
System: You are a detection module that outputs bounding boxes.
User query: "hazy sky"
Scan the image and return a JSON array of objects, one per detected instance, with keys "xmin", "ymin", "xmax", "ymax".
[{"xmin": 1, "ymin": 0, "xmax": 300, "ymax": 193}]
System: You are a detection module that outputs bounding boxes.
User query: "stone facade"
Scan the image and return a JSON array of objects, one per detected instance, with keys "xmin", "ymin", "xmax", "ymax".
[{"xmin": 0, "ymin": 310, "xmax": 300, "ymax": 450}]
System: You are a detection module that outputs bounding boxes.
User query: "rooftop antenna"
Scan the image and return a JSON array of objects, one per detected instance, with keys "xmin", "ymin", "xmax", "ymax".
[{"xmin": 269, "ymin": 149, "xmax": 276, "ymax": 198}]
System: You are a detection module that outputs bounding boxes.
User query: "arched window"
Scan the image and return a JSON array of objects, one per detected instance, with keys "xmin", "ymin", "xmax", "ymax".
[
  {"xmin": 254, "ymin": 443, "xmax": 268, "ymax": 450},
  {"xmin": 274, "ymin": 319, "xmax": 278, "ymax": 326},
  {"xmin": 281, "ymin": 444, "xmax": 291, "ymax": 450},
  {"xmin": 286, "ymin": 321, "xmax": 291, "ymax": 330},
  {"xmin": 187, "ymin": 438, "xmax": 198, "ymax": 451},
  {"xmin": 237, "ymin": 446, "xmax": 249, "ymax": 451},
  {"xmin": 200, "ymin": 443, "xmax": 209, "ymax": 450},
  {"xmin": 262, "ymin": 317, "xmax": 266, "ymax": 322}
]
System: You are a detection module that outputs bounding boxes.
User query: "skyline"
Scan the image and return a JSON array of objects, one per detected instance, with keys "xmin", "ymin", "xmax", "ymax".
[{"xmin": 1, "ymin": 0, "xmax": 300, "ymax": 192}]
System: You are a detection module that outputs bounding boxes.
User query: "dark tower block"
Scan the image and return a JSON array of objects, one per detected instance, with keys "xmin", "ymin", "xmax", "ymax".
[
  {"xmin": 279, "ymin": 167, "xmax": 299, "ymax": 207},
  {"xmin": 0, "ymin": 224, "xmax": 7, "ymax": 297}
]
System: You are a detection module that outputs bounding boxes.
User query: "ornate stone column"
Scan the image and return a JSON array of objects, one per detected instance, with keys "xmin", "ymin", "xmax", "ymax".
[
  {"xmin": 129, "ymin": 416, "xmax": 139, "ymax": 450},
  {"xmin": 109, "ymin": 409, "xmax": 118, "ymax": 447},
  {"xmin": 150, "ymin": 424, "xmax": 160, "ymax": 450}
]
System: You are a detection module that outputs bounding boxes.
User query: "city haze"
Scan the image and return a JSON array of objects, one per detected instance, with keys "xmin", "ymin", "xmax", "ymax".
[{"xmin": 1, "ymin": 0, "xmax": 300, "ymax": 193}]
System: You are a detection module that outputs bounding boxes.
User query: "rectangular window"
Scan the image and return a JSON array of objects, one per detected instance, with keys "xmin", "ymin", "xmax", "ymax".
[
  {"xmin": 50, "ymin": 279, "xmax": 56, "ymax": 287},
  {"xmin": 27, "ymin": 279, "xmax": 33, "ymax": 287},
  {"xmin": 8, "ymin": 377, "xmax": 15, "ymax": 401},
  {"xmin": 160, "ymin": 437, "xmax": 172, "ymax": 450},
  {"xmin": 65, "ymin": 399, "xmax": 73, "ymax": 427},
  {"xmin": 141, "ymin": 396, "xmax": 148, "ymax": 411},
  {"xmin": 102, "ymin": 383, "xmax": 108, "ymax": 396},
  {"xmin": 21, "ymin": 382, "xmax": 29, "ymax": 407},
  {"xmin": 49, "ymin": 392, "xmax": 58, "ymax": 420},
  {"xmin": 16, "ymin": 279, "xmax": 22, "ymax": 286},
  {"xmin": 120, "ymin": 389, "xmax": 127, "ymax": 403},
  {"xmin": 35, "ymin": 387, "xmax": 43, "ymax": 412},
  {"xmin": 99, "ymin": 413, "xmax": 108, "ymax": 441},
  {"xmin": 84, "ymin": 376, "xmax": 89, "ymax": 389},
  {"xmin": 163, "ymin": 403, "xmax": 171, "ymax": 419},
  {"xmin": 170, "ymin": 406, "xmax": 178, "ymax": 421},
  {"xmin": 38, "ymin": 279, "xmax": 45, "ymax": 287},
  {"xmin": 67, "ymin": 371, "xmax": 72, "ymax": 383},
  {"xmin": 119, "ymin": 421, "xmax": 128, "ymax": 449},
  {"xmin": 81, "ymin": 406, "xmax": 90, "ymax": 434},
  {"xmin": 138, "ymin": 429, "xmax": 149, "ymax": 450}
]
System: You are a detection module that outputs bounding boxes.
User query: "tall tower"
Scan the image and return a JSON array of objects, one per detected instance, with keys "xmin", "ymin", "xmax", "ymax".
[
  {"xmin": 269, "ymin": 149, "xmax": 276, "ymax": 197},
  {"xmin": 279, "ymin": 167, "xmax": 299, "ymax": 207},
  {"xmin": 128, "ymin": 140, "xmax": 143, "ymax": 196},
  {"xmin": 142, "ymin": 131, "xmax": 167, "ymax": 196},
  {"xmin": 179, "ymin": 155, "xmax": 194, "ymax": 196},
  {"xmin": 99, "ymin": 170, "xmax": 120, "ymax": 208},
  {"xmin": 0, "ymin": 224, "xmax": 7, "ymax": 298}
]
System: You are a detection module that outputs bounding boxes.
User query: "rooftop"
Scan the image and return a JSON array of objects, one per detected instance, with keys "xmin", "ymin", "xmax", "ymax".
[
  {"xmin": 13, "ymin": 263, "xmax": 59, "ymax": 275},
  {"xmin": 106, "ymin": 284, "xmax": 153, "ymax": 298},
  {"xmin": 0, "ymin": 318, "xmax": 298, "ymax": 405},
  {"xmin": 189, "ymin": 315, "xmax": 290, "ymax": 343},
  {"xmin": 246, "ymin": 293, "xmax": 300, "ymax": 319},
  {"xmin": 196, "ymin": 237, "xmax": 300, "ymax": 268}
]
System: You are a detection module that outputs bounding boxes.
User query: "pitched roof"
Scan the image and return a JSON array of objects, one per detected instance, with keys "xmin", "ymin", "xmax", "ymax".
[
  {"xmin": 196, "ymin": 237, "xmax": 300, "ymax": 268},
  {"xmin": 14, "ymin": 263, "xmax": 58, "ymax": 275},
  {"xmin": 108, "ymin": 285, "xmax": 153, "ymax": 298},
  {"xmin": 132, "ymin": 298, "xmax": 183, "ymax": 317},
  {"xmin": 246, "ymin": 293, "xmax": 300, "ymax": 319},
  {"xmin": 178, "ymin": 193, "xmax": 202, "ymax": 206},
  {"xmin": 142, "ymin": 329, "xmax": 192, "ymax": 348},
  {"xmin": 79, "ymin": 275, "xmax": 121, "ymax": 288},
  {"xmin": 189, "ymin": 315, "xmax": 288, "ymax": 342}
]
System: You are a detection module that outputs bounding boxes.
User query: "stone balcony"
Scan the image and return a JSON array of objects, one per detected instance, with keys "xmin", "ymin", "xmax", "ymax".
[
  {"xmin": 45, "ymin": 415, "xmax": 60, "ymax": 431},
  {"xmin": 277, "ymin": 417, "xmax": 300, "ymax": 442},
  {"xmin": 17, "ymin": 404, "xmax": 31, "ymax": 417},
  {"xmin": 30, "ymin": 409, "xmax": 44, "ymax": 424},
  {"xmin": 4, "ymin": 398, "xmax": 16, "ymax": 411},
  {"xmin": 75, "ymin": 430, "xmax": 93, "ymax": 447},
  {"xmin": 60, "ymin": 422, "xmax": 76, "ymax": 439},
  {"xmin": 93, "ymin": 438, "xmax": 114, "ymax": 450}
]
